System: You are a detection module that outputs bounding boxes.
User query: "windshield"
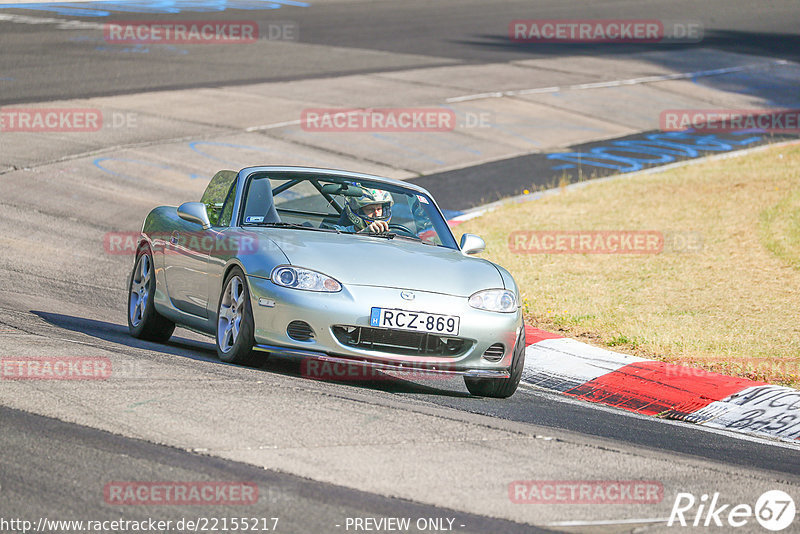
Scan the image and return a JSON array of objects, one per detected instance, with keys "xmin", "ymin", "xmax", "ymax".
[{"xmin": 240, "ymin": 172, "xmax": 458, "ymax": 249}]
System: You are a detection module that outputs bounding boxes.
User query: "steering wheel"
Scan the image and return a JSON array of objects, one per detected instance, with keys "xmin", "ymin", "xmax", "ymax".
[{"xmin": 388, "ymin": 223, "xmax": 415, "ymax": 236}]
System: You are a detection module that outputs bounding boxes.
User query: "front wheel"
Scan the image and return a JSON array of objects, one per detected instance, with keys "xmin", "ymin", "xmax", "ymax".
[
  {"xmin": 128, "ymin": 247, "xmax": 175, "ymax": 342},
  {"xmin": 216, "ymin": 267, "xmax": 263, "ymax": 366},
  {"xmin": 464, "ymin": 328, "xmax": 526, "ymax": 398}
]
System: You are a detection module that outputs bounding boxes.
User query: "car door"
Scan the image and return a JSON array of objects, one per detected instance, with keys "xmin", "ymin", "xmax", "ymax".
[
  {"xmin": 163, "ymin": 170, "xmax": 237, "ymax": 319},
  {"xmin": 162, "ymin": 218, "xmax": 212, "ymax": 318}
]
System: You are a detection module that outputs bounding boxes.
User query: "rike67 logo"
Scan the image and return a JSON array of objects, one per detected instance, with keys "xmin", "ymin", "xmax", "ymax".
[{"xmin": 668, "ymin": 490, "xmax": 796, "ymax": 531}]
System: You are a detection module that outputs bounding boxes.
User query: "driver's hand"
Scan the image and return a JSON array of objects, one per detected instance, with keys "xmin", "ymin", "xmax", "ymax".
[{"xmin": 365, "ymin": 220, "xmax": 389, "ymax": 233}]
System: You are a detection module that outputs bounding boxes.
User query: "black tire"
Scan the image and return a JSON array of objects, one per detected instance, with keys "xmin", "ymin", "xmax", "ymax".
[
  {"xmin": 127, "ymin": 247, "xmax": 175, "ymax": 342},
  {"xmin": 216, "ymin": 267, "xmax": 263, "ymax": 366},
  {"xmin": 464, "ymin": 328, "xmax": 526, "ymax": 398}
]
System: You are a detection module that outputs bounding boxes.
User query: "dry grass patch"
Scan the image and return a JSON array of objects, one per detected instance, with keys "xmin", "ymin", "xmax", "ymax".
[{"xmin": 457, "ymin": 144, "xmax": 800, "ymax": 386}]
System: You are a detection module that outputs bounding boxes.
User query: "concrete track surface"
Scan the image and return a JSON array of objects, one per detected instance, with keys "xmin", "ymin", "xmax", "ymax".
[{"xmin": 1, "ymin": 1, "xmax": 799, "ymax": 533}]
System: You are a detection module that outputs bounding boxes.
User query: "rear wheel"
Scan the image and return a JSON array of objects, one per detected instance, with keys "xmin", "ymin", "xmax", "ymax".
[
  {"xmin": 216, "ymin": 267, "xmax": 263, "ymax": 366},
  {"xmin": 464, "ymin": 328, "xmax": 526, "ymax": 398},
  {"xmin": 128, "ymin": 248, "xmax": 175, "ymax": 342}
]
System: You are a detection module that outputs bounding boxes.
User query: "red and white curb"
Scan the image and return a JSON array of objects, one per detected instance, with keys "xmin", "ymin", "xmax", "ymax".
[{"xmin": 522, "ymin": 326, "xmax": 800, "ymax": 443}]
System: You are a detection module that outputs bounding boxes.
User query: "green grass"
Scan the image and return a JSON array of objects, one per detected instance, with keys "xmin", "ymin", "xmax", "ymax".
[
  {"xmin": 760, "ymin": 186, "xmax": 800, "ymax": 270},
  {"xmin": 457, "ymin": 143, "xmax": 800, "ymax": 387}
]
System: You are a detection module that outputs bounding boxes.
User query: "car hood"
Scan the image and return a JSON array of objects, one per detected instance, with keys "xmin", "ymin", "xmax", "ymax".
[{"xmin": 266, "ymin": 229, "xmax": 503, "ymax": 296}]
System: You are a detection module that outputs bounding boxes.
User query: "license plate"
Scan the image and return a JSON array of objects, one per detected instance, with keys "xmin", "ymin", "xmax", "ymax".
[{"xmin": 370, "ymin": 308, "xmax": 460, "ymax": 335}]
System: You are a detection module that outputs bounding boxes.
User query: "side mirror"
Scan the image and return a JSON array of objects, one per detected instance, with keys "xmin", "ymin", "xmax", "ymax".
[
  {"xmin": 177, "ymin": 202, "xmax": 211, "ymax": 230},
  {"xmin": 460, "ymin": 233, "xmax": 485, "ymax": 255}
]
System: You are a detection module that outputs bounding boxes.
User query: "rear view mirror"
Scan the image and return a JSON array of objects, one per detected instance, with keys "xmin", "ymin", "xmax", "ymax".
[{"xmin": 321, "ymin": 183, "xmax": 364, "ymax": 197}]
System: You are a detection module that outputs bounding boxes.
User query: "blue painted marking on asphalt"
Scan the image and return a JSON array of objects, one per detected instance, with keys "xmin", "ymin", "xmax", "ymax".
[
  {"xmin": 95, "ymin": 45, "xmax": 152, "ymax": 54},
  {"xmin": 87, "ymin": 123, "xmax": 782, "ymax": 188},
  {"xmin": 162, "ymin": 44, "xmax": 189, "ymax": 54},
  {"xmin": 189, "ymin": 141, "xmax": 267, "ymax": 167},
  {"xmin": 93, "ymin": 157, "xmax": 179, "ymax": 182},
  {"xmin": 547, "ymin": 151, "xmax": 644, "ymax": 172},
  {"xmin": 3, "ymin": 5, "xmax": 114, "ymax": 16},
  {"xmin": 601, "ymin": 143, "xmax": 679, "ymax": 163},
  {"xmin": 729, "ymin": 131, "xmax": 764, "ymax": 144},
  {"xmin": 0, "ymin": 1, "xmax": 310, "ymax": 17},
  {"xmin": 546, "ymin": 131, "xmax": 766, "ymax": 172},
  {"xmin": 614, "ymin": 137, "xmax": 698, "ymax": 158},
  {"xmin": 97, "ymin": 43, "xmax": 189, "ymax": 54}
]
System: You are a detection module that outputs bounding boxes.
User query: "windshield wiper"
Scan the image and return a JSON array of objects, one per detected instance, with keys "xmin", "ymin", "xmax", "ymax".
[
  {"xmin": 352, "ymin": 232, "xmax": 434, "ymax": 243},
  {"xmin": 361, "ymin": 231, "xmax": 396, "ymax": 239},
  {"xmin": 243, "ymin": 222, "xmax": 340, "ymax": 233},
  {"xmin": 393, "ymin": 234, "xmax": 423, "ymax": 242}
]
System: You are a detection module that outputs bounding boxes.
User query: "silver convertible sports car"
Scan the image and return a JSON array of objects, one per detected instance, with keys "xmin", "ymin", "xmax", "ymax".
[{"xmin": 127, "ymin": 167, "xmax": 525, "ymax": 397}]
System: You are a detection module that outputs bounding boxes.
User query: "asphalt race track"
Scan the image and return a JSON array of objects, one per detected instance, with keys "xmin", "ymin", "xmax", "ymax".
[
  {"xmin": 1, "ymin": 406, "xmax": 546, "ymax": 534},
  {"xmin": 1, "ymin": 1, "xmax": 799, "ymax": 533},
  {"xmin": 2, "ymin": 0, "xmax": 800, "ymax": 104}
]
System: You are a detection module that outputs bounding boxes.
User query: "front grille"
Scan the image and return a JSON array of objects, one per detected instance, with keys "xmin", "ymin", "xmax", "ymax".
[
  {"xmin": 482, "ymin": 343, "xmax": 505, "ymax": 362},
  {"xmin": 287, "ymin": 320, "xmax": 315, "ymax": 341},
  {"xmin": 332, "ymin": 325, "xmax": 469, "ymax": 357}
]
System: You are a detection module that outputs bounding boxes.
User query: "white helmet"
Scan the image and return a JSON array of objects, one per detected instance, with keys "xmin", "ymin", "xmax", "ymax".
[{"xmin": 344, "ymin": 188, "xmax": 393, "ymax": 230}]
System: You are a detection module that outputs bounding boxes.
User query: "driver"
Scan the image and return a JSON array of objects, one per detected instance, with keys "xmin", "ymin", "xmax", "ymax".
[{"xmin": 339, "ymin": 188, "xmax": 394, "ymax": 233}]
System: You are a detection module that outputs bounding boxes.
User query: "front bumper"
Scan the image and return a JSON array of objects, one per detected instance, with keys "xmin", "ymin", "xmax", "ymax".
[{"xmin": 247, "ymin": 276, "xmax": 522, "ymax": 374}]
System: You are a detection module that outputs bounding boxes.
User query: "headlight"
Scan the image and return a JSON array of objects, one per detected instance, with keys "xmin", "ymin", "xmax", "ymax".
[
  {"xmin": 468, "ymin": 289, "xmax": 517, "ymax": 313},
  {"xmin": 271, "ymin": 265, "xmax": 342, "ymax": 292}
]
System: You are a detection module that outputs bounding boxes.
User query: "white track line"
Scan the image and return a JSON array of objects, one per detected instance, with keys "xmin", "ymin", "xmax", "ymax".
[
  {"xmin": 245, "ymin": 119, "xmax": 302, "ymax": 132},
  {"xmin": 549, "ymin": 517, "xmax": 670, "ymax": 527},
  {"xmin": 447, "ymin": 60, "xmax": 789, "ymax": 103},
  {"xmin": 0, "ymin": 13, "xmax": 106, "ymax": 30}
]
